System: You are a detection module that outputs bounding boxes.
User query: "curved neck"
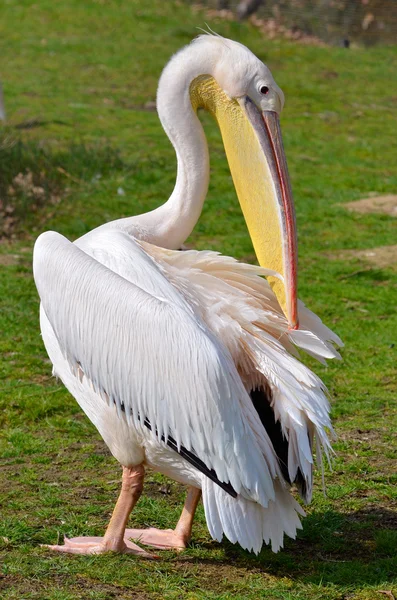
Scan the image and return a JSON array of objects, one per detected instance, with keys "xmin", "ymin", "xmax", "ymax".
[{"xmin": 113, "ymin": 44, "xmax": 220, "ymax": 248}]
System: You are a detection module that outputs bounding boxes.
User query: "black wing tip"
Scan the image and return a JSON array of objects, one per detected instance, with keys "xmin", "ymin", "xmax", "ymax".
[
  {"xmin": 250, "ymin": 386, "xmax": 310, "ymax": 494},
  {"xmin": 142, "ymin": 417, "xmax": 237, "ymax": 498}
]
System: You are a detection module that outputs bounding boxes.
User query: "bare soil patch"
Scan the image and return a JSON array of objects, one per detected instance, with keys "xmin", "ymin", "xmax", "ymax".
[
  {"xmin": 344, "ymin": 195, "xmax": 397, "ymax": 217},
  {"xmin": 0, "ymin": 254, "xmax": 20, "ymax": 266},
  {"xmin": 327, "ymin": 245, "xmax": 397, "ymax": 270}
]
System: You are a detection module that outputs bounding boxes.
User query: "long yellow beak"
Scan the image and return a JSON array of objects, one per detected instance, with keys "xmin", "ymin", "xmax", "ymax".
[
  {"xmin": 239, "ymin": 99, "xmax": 298, "ymax": 329},
  {"xmin": 191, "ymin": 76, "xmax": 298, "ymax": 329}
]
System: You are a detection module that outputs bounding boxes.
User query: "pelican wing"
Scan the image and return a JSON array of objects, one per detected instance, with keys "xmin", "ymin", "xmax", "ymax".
[
  {"xmin": 33, "ymin": 230, "xmax": 279, "ymax": 507},
  {"xmin": 136, "ymin": 241, "xmax": 343, "ymax": 501}
]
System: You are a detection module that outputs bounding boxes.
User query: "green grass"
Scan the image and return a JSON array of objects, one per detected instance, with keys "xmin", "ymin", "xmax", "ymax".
[{"xmin": 0, "ymin": 1, "xmax": 396, "ymax": 599}]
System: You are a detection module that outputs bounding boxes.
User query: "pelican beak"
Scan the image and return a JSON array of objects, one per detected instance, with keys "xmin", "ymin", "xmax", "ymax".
[
  {"xmin": 236, "ymin": 98, "xmax": 298, "ymax": 329},
  {"xmin": 190, "ymin": 77, "xmax": 298, "ymax": 328}
]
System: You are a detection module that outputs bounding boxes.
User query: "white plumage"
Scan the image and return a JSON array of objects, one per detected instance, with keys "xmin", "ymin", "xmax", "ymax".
[{"xmin": 33, "ymin": 34, "xmax": 342, "ymax": 556}]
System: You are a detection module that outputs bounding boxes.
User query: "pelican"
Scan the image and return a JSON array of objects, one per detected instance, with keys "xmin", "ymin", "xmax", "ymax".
[{"xmin": 33, "ymin": 34, "xmax": 342, "ymax": 556}]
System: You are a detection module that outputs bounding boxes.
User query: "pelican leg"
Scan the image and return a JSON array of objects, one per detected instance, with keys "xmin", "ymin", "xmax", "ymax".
[
  {"xmin": 45, "ymin": 464, "xmax": 155, "ymax": 557},
  {"xmin": 125, "ymin": 486, "xmax": 201, "ymax": 550}
]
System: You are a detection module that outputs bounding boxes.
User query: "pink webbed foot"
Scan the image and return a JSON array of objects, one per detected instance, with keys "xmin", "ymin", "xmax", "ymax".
[
  {"xmin": 43, "ymin": 535, "xmax": 157, "ymax": 558},
  {"xmin": 125, "ymin": 528, "xmax": 188, "ymax": 551}
]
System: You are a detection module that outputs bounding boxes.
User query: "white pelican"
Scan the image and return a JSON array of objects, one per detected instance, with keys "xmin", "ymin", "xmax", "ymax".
[{"xmin": 33, "ymin": 34, "xmax": 342, "ymax": 557}]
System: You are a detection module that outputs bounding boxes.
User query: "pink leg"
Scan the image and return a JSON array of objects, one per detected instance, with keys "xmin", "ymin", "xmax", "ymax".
[
  {"xmin": 44, "ymin": 465, "xmax": 155, "ymax": 557},
  {"xmin": 125, "ymin": 486, "xmax": 201, "ymax": 550}
]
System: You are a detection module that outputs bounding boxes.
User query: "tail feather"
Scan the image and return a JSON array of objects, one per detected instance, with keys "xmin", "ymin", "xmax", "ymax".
[{"xmin": 202, "ymin": 477, "xmax": 304, "ymax": 554}]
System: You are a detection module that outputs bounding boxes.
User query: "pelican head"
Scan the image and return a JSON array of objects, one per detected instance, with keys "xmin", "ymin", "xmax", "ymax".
[{"xmin": 158, "ymin": 34, "xmax": 298, "ymax": 329}]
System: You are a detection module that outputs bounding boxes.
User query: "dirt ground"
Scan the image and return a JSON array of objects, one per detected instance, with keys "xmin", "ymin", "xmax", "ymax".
[
  {"xmin": 344, "ymin": 195, "xmax": 397, "ymax": 217},
  {"xmin": 328, "ymin": 195, "xmax": 397, "ymax": 269},
  {"xmin": 329, "ymin": 245, "xmax": 397, "ymax": 270}
]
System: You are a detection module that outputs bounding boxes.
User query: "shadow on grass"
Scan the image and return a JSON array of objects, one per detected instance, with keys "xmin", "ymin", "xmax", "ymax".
[
  {"xmin": 0, "ymin": 130, "xmax": 128, "ymax": 237},
  {"xmin": 182, "ymin": 508, "xmax": 397, "ymax": 587}
]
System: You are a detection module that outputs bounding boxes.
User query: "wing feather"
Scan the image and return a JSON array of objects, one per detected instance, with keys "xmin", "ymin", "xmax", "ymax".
[
  {"xmin": 136, "ymin": 241, "xmax": 341, "ymax": 500},
  {"xmin": 33, "ymin": 230, "xmax": 279, "ymax": 507}
]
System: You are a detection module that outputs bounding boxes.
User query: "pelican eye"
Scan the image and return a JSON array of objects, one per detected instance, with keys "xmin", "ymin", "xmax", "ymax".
[{"xmin": 260, "ymin": 85, "xmax": 269, "ymax": 95}]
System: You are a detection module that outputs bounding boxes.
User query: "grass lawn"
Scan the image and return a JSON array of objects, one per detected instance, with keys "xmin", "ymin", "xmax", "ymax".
[{"xmin": 0, "ymin": 1, "xmax": 396, "ymax": 598}]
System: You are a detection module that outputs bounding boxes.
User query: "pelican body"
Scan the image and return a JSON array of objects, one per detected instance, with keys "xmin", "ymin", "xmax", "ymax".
[{"xmin": 33, "ymin": 35, "xmax": 342, "ymax": 556}]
